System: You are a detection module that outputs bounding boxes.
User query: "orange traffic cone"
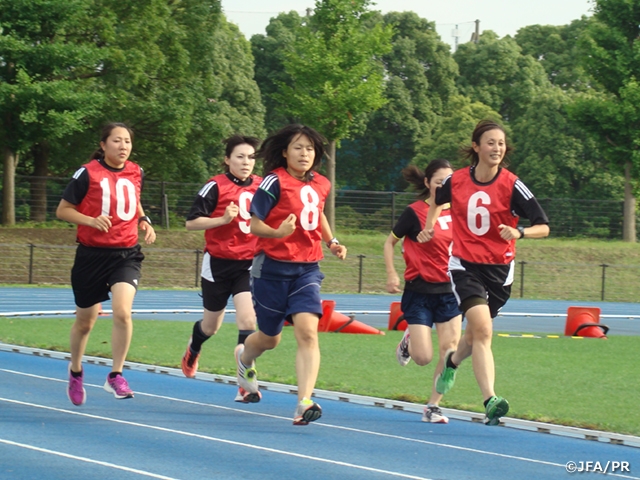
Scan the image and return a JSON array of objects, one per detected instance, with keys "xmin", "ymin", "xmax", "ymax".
[
  {"xmin": 564, "ymin": 306, "xmax": 608, "ymax": 338},
  {"xmin": 388, "ymin": 301, "xmax": 407, "ymax": 331},
  {"xmin": 319, "ymin": 300, "xmax": 384, "ymax": 335}
]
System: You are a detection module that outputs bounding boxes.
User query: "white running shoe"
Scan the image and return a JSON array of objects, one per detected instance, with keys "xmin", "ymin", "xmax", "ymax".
[
  {"xmin": 396, "ymin": 329, "xmax": 411, "ymax": 366},
  {"xmin": 234, "ymin": 344, "xmax": 259, "ymax": 394},
  {"xmin": 422, "ymin": 405, "xmax": 449, "ymax": 424}
]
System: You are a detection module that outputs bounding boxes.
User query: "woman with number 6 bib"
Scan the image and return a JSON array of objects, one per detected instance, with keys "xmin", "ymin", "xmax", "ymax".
[
  {"xmin": 56, "ymin": 122, "xmax": 156, "ymax": 406},
  {"xmin": 235, "ymin": 124, "xmax": 347, "ymax": 425},
  {"xmin": 420, "ymin": 120, "xmax": 549, "ymax": 426},
  {"xmin": 180, "ymin": 135, "xmax": 263, "ymax": 405}
]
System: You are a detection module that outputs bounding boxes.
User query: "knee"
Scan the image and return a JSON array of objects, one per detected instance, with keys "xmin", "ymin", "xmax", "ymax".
[
  {"xmin": 412, "ymin": 351, "xmax": 433, "ymax": 366},
  {"xmin": 469, "ymin": 323, "xmax": 492, "ymax": 344},
  {"xmin": 295, "ymin": 329, "xmax": 318, "ymax": 349},
  {"xmin": 111, "ymin": 308, "xmax": 132, "ymax": 326}
]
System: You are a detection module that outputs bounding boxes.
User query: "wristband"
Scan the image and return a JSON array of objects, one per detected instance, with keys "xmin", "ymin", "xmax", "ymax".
[
  {"xmin": 517, "ymin": 226, "xmax": 525, "ymax": 239},
  {"xmin": 138, "ymin": 215, "xmax": 152, "ymax": 226},
  {"xmin": 326, "ymin": 237, "xmax": 339, "ymax": 249}
]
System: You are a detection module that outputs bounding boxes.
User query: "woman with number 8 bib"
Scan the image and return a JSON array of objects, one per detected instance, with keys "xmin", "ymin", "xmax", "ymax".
[
  {"xmin": 56, "ymin": 123, "xmax": 156, "ymax": 406},
  {"xmin": 235, "ymin": 124, "xmax": 347, "ymax": 425},
  {"xmin": 420, "ymin": 120, "xmax": 549, "ymax": 426}
]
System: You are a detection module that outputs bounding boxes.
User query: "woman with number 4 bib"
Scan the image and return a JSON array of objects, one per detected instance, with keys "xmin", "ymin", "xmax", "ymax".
[
  {"xmin": 384, "ymin": 160, "xmax": 462, "ymax": 424},
  {"xmin": 419, "ymin": 120, "xmax": 549, "ymax": 426},
  {"xmin": 235, "ymin": 124, "xmax": 347, "ymax": 425},
  {"xmin": 57, "ymin": 123, "xmax": 156, "ymax": 406},
  {"xmin": 180, "ymin": 135, "xmax": 262, "ymax": 405}
]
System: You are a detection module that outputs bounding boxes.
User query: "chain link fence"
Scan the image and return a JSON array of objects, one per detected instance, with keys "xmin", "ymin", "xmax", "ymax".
[
  {"xmin": 2, "ymin": 175, "xmax": 636, "ymax": 238},
  {"xmin": 1, "ymin": 243, "xmax": 639, "ymax": 302}
]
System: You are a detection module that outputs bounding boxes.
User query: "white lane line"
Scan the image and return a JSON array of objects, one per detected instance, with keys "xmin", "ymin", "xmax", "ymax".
[
  {"xmin": 0, "ymin": 397, "xmax": 433, "ymax": 480},
  {"xmin": 3, "ymin": 371, "xmax": 637, "ymax": 479},
  {"xmin": 2, "ymin": 367, "xmax": 639, "ymax": 479},
  {"xmin": 0, "ymin": 438, "xmax": 180, "ymax": 480}
]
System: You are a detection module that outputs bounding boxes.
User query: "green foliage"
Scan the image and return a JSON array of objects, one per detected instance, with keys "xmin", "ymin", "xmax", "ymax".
[
  {"xmin": 511, "ymin": 86, "xmax": 623, "ymax": 199},
  {"xmin": 454, "ymin": 31, "xmax": 549, "ymax": 119},
  {"xmin": 570, "ymin": 0, "xmax": 640, "ymax": 163},
  {"xmin": 338, "ymin": 11, "xmax": 459, "ymax": 191},
  {"xmin": 515, "ymin": 18, "xmax": 593, "ymax": 91},
  {"xmin": 271, "ymin": 0, "xmax": 393, "ymax": 143},
  {"xmin": 0, "ymin": 0, "xmax": 265, "ymax": 184}
]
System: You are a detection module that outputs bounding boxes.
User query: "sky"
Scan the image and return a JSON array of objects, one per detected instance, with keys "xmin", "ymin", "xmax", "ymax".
[{"xmin": 220, "ymin": 0, "xmax": 595, "ymax": 49}]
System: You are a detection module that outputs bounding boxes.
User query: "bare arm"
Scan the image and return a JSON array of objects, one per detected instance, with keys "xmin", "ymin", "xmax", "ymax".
[
  {"xmin": 417, "ymin": 203, "xmax": 444, "ymax": 243},
  {"xmin": 383, "ymin": 233, "xmax": 401, "ymax": 293},
  {"xmin": 185, "ymin": 202, "xmax": 239, "ymax": 231},
  {"xmin": 498, "ymin": 223, "xmax": 550, "ymax": 241},
  {"xmin": 136, "ymin": 203, "xmax": 156, "ymax": 245},
  {"xmin": 56, "ymin": 199, "xmax": 111, "ymax": 232},
  {"xmin": 250, "ymin": 214, "xmax": 296, "ymax": 238},
  {"xmin": 321, "ymin": 213, "xmax": 347, "ymax": 260}
]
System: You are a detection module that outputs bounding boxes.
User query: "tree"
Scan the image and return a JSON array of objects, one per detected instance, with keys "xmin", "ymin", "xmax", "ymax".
[
  {"xmin": 414, "ymin": 94, "xmax": 500, "ymax": 171},
  {"xmin": 338, "ymin": 11, "xmax": 458, "ymax": 191},
  {"xmin": 251, "ymin": 11, "xmax": 305, "ymax": 134},
  {"xmin": 1, "ymin": 0, "xmax": 266, "ymax": 224},
  {"xmin": 454, "ymin": 31, "xmax": 549, "ymax": 121},
  {"xmin": 511, "ymin": 86, "xmax": 622, "ymax": 200},
  {"xmin": 568, "ymin": 0, "xmax": 640, "ymax": 241},
  {"xmin": 515, "ymin": 18, "xmax": 593, "ymax": 91},
  {"xmin": 271, "ymin": 0, "xmax": 393, "ymax": 229},
  {"xmin": 0, "ymin": 0, "xmax": 106, "ymax": 223}
]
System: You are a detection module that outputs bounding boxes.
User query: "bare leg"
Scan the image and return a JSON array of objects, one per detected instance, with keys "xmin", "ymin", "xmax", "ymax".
[
  {"xmin": 109, "ymin": 282, "xmax": 136, "ymax": 373},
  {"xmin": 428, "ymin": 315, "xmax": 462, "ymax": 405},
  {"xmin": 292, "ymin": 312, "xmax": 320, "ymax": 401},
  {"xmin": 455, "ymin": 304, "xmax": 495, "ymax": 400},
  {"xmin": 69, "ymin": 305, "xmax": 100, "ymax": 372}
]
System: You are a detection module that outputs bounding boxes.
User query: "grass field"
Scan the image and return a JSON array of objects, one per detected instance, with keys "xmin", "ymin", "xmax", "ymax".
[
  {"xmin": 1, "ymin": 227, "xmax": 639, "ymax": 436},
  {"xmin": 1, "ymin": 317, "xmax": 638, "ymax": 436}
]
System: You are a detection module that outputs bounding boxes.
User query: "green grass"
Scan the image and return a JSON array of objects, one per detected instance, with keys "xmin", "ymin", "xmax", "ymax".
[{"xmin": 1, "ymin": 317, "xmax": 638, "ymax": 436}]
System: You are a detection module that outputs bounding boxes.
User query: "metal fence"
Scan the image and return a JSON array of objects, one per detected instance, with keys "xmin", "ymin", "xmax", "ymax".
[
  {"xmin": 2, "ymin": 243, "xmax": 639, "ymax": 302},
  {"xmin": 2, "ymin": 175, "xmax": 636, "ymax": 238}
]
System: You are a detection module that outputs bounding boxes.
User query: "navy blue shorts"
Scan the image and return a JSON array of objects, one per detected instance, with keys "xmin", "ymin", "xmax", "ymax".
[
  {"xmin": 400, "ymin": 290, "xmax": 461, "ymax": 328},
  {"xmin": 251, "ymin": 254, "xmax": 324, "ymax": 337}
]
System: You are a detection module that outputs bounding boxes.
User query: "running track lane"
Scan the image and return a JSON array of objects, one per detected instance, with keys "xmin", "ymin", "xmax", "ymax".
[{"xmin": 1, "ymin": 350, "xmax": 638, "ymax": 480}]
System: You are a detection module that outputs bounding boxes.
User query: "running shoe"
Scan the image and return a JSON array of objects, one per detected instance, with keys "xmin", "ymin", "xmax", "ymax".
[
  {"xmin": 67, "ymin": 364, "xmax": 86, "ymax": 406},
  {"xmin": 422, "ymin": 405, "xmax": 449, "ymax": 424},
  {"xmin": 103, "ymin": 373, "xmax": 134, "ymax": 399},
  {"xmin": 181, "ymin": 337, "xmax": 200, "ymax": 378},
  {"xmin": 234, "ymin": 344, "xmax": 259, "ymax": 394},
  {"xmin": 234, "ymin": 387, "xmax": 262, "ymax": 403},
  {"xmin": 396, "ymin": 329, "xmax": 411, "ymax": 366},
  {"xmin": 435, "ymin": 349, "xmax": 458, "ymax": 394},
  {"xmin": 293, "ymin": 398, "xmax": 322, "ymax": 425},
  {"xmin": 484, "ymin": 396, "xmax": 509, "ymax": 426}
]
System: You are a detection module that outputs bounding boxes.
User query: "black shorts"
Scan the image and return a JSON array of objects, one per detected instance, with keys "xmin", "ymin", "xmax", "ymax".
[
  {"xmin": 201, "ymin": 253, "xmax": 252, "ymax": 311},
  {"xmin": 449, "ymin": 256, "xmax": 514, "ymax": 319},
  {"xmin": 71, "ymin": 244, "xmax": 144, "ymax": 309}
]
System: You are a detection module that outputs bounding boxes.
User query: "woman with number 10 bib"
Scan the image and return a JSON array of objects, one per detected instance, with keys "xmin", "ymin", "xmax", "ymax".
[
  {"xmin": 56, "ymin": 123, "xmax": 156, "ymax": 406},
  {"xmin": 234, "ymin": 124, "xmax": 347, "ymax": 426},
  {"xmin": 420, "ymin": 120, "xmax": 549, "ymax": 426}
]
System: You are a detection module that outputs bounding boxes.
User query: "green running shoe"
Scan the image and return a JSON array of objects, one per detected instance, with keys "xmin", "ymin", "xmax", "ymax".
[
  {"xmin": 484, "ymin": 396, "xmax": 509, "ymax": 426},
  {"xmin": 435, "ymin": 349, "xmax": 457, "ymax": 394}
]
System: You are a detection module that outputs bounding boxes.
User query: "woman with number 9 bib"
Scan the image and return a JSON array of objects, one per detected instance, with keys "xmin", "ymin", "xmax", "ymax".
[
  {"xmin": 56, "ymin": 123, "xmax": 156, "ymax": 406},
  {"xmin": 234, "ymin": 124, "xmax": 347, "ymax": 425},
  {"xmin": 420, "ymin": 120, "xmax": 549, "ymax": 426}
]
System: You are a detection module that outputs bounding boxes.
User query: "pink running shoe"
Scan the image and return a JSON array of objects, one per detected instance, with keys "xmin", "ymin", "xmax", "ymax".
[
  {"xmin": 67, "ymin": 364, "xmax": 86, "ymax": 406},
  {"xmin": 103, "ymin": 373, "xmax": 134, "ymax": 399}
]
